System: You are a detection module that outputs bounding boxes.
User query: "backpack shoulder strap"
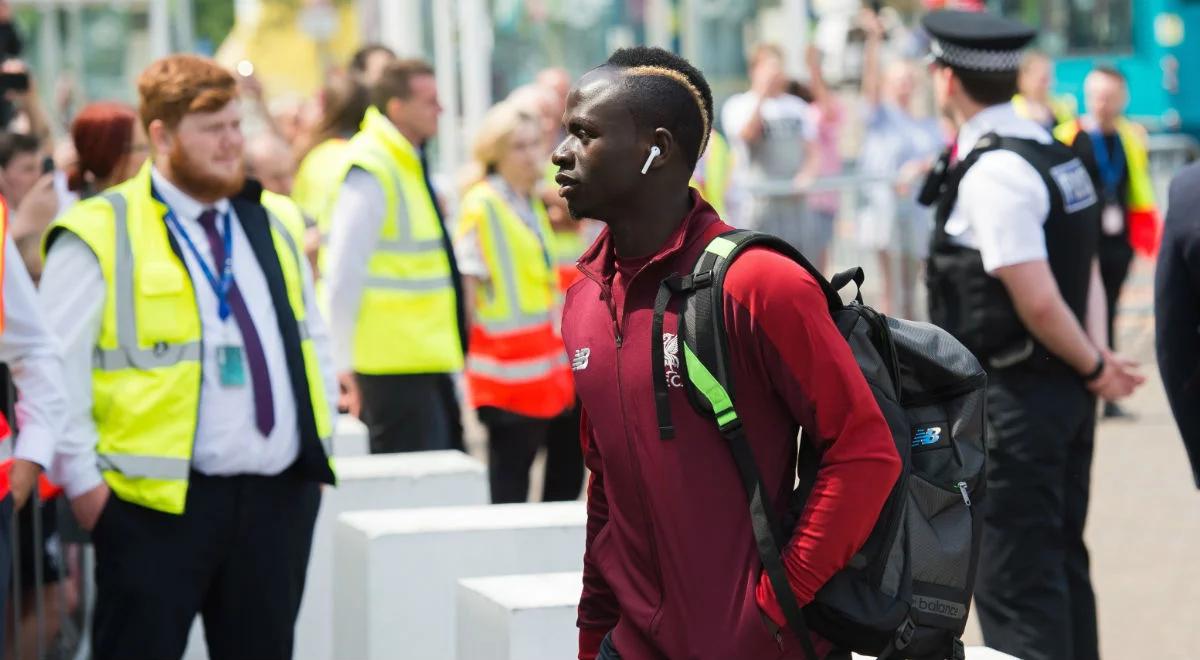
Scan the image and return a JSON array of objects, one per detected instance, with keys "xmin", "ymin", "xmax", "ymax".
[
  {"xmin": 651, "ymin": 229, "xmax": 841, "ymax": 439},
  {"xmin": 650, "ymin": 229, "xmax": 834, "ymax": 660}
]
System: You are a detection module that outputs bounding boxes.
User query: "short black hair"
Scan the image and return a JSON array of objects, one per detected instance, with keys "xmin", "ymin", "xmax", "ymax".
[
  {"xmin": 952, "ymin": 66, "xmax": 1019, "ymax": 107},
  {"xmin": 0, "ymin": 131, "xmax": 38, "ymax": 168},
  {"xmin": 605, "ymin": 47, "xmax": 713, "ymax": 168},
  {"xmin": 351, "ymin": 43, "xmax": 396, "ymax": 75}
]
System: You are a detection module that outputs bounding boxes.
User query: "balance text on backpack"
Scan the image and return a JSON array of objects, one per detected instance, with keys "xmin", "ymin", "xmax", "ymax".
[{"xmin": 651, "ymin": 229, "xmax": 987, "ymax": 660}]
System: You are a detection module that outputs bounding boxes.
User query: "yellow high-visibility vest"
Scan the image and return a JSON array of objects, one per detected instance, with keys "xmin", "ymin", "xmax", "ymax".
[
  {"xmin": 295, "ymin": 138, "xmax": 350, "ymax": 234},
  {"xmin": 43, "ymin": 163, "xmax": 333, "ymax": 514},
  {"xmin": 691, "ymin": 130, "xmax": 733, "ymax": 217},
  {"xmin": 338, "ymin": 107, "xmax": 463, "ymax": 374}
]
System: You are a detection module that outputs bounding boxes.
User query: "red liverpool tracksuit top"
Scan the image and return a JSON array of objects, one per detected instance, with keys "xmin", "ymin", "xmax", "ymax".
[{"xmin": 563, "ymin": 192, "xmax": 900, "ymax": 660}]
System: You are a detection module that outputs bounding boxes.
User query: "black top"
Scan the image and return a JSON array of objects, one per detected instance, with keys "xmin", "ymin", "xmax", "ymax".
[
  {"xmin": 1154, "ymin": 161, "xmax": 1200, "ymax": 488},
  {"xmin": 927, "ymin": 134, "xmax": 1100, "ymax": 372}
]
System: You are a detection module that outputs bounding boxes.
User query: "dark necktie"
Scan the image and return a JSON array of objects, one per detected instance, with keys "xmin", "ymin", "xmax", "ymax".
[{"xmin": 197, "ymin": 209, "xmax": 276, "ymax": 437}]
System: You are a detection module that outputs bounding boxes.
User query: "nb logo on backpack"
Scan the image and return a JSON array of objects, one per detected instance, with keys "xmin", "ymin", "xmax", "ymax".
[{"xmin": 912, "ymin": 425, "xmax": 943, "ymax": 448}]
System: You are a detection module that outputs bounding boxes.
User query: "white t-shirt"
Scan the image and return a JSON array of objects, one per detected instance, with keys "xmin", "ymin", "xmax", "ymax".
[
  {"xmin": 943, "ymin": 102, "xmax": 1054, "ymax": 274},
  {"xmin": 721, "ymin": 92, "xmax": 818, "ymax": 182}
]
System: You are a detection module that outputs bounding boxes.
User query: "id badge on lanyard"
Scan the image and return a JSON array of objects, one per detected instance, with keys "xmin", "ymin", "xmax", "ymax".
[
  {"xmin": 1089, "ymin": 130, "xmax": 1126, "ymax": 236},
  {"xmin": 217, "ymin": 332, "xmax": 247, "ymax": 388},
  {"xmin": 163, "ymin": 203, "xmax": 247, "ymax": 388}
]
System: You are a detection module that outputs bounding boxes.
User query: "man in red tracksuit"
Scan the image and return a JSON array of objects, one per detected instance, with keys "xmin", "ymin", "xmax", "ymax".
[{"xmin": 554, "ymin": 48, "xmax": 901, "ymax": 660}]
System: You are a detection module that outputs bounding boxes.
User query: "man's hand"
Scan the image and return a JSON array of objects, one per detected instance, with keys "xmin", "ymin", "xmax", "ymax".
[
  {"xmin": 1087, "ymin": 349, "xmax": 1146, "ymax": 401},
  {"xmin": 9, "ymin": 459, "xmax": 39, "ymax": 511},
  {"xmin": 71, "ymin": 483, "xmax": 110, "ymax": 532},
  {"xmin": 338, "ymin": 371, "xmax": 362, "ymax": 418}
]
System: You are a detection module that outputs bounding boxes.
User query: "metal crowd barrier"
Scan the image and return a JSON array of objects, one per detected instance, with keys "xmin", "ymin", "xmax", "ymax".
[
  {"xmin": 1146, "ymin": 133, "xmax": 1200, "ymax": 211},
  {"xmin": 736, "ymin": 170, "xmax": 932, "ymax": 321},
  {"xmin": 0, "ymin": 366, "xmax": 89, "ymax": 660}
]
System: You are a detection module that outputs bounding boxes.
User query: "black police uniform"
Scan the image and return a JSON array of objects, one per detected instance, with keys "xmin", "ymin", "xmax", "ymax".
[{"xmin": 922, "ymin": 11, "xmax": 1105, "ymax": 660}]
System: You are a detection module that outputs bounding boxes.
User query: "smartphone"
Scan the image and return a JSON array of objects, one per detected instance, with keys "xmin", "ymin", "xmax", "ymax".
[{"xmin": 0, "ymin": 71, "xmax": 28, "ymax": 92}]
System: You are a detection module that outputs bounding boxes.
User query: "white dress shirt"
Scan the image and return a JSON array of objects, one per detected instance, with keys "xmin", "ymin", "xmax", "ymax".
[
  {"xmin": 943, "ymin": 102, "xmax": 1053, "ymax": 274},
  {"xmin": 0, "ymin": 236, "xmax": 66, "ymax": 470},
  {"xmin": 40, "ymin": 168, "xmax": 338, "ymax": 498},
  {"xmin": 324, "ymin": 167, "xmax": 383, "ymax": 374}
]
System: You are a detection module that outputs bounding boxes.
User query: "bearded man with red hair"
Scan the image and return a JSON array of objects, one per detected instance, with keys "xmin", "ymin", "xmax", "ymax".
[{"xmin": 39, "ymin": 54, "xmax": 338, "ymax": 659}]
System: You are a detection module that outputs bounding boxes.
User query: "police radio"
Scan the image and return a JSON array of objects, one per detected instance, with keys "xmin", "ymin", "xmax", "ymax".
[{"xmin": 917, "ymin": 147, "xmax": 952, "ymax": 207}]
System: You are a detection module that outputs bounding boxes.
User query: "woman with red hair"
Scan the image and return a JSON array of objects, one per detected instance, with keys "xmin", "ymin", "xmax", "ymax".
[{"xmin": 12, "ymin": 101, "xmax": 148, "ymax": 281}]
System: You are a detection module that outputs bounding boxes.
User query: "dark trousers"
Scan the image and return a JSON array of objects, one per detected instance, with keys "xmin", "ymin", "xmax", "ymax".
[
  {"xmin": 480, "ymin": 404, "xmax": 584, "ymax": 504},
  {"xmin": 974, "ymin": 368, "xmax": 1098, "ymax": 660},
  {"xmin": 1098, "ymin": 235, "xmax": 1134, "ymax": 350},
  {"xmin": 0, "ymin": 495, "xmax": 11, "ymax": 652},
  {"xmin": 357, "ymin": 372, "xmax": 464, "ymax": 454},
  {"xmin": 91, "ymin": 471, "xmax": 321, "ymax": 660}
]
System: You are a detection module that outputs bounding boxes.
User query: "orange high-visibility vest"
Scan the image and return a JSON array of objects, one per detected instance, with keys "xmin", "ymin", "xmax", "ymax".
[{"xmin": 456, "ymin": 181, "xmax": 573, "ymax": 418}]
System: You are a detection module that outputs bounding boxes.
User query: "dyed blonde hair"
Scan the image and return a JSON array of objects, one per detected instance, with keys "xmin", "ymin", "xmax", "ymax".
[{"xmin": 620, "ymin": 65, "xmax": 711, "ymax": 159}]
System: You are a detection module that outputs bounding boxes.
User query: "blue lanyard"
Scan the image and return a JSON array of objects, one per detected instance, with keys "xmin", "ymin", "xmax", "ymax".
[
  {"xmin": 162, "ymin": 206, "xmax": 235, "ymax": 321},
  {"xmin": 1087, "ymin": 129, "xmax": 1125, "ymax": 200}
]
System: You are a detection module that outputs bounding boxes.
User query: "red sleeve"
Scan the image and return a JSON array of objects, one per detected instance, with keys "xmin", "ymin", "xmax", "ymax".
[
  {"xmin": 722, "ymin": 248, "xmax": 901, "ymax": 626},
  {"xmin": 577, "ymin": 407, "xmax": 618, "ymax": 658}
]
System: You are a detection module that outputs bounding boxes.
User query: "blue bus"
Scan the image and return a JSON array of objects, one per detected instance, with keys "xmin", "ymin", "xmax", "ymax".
[{"xmin": 1000, "ymin": 0, "xmax": 1200, "ymax": 136}]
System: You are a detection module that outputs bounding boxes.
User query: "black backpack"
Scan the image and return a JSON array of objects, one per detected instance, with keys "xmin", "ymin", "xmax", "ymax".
[{"xmin": 651, "ymin": 229, "xmax": 987, "ymax": 660}]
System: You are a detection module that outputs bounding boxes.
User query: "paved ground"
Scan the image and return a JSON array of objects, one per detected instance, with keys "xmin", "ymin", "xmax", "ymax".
[{"xmin": 466, "ymin": 256, "xmax": 1200, "ymax": 659}]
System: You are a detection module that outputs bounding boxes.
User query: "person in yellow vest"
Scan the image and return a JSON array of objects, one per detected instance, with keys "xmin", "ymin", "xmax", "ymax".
[
  {"xmin": 1013, "ymin": 50, "xmax": 1077, "ymax": 131},
  {"xmin": 690, "ymin": 128, "xmax": 732, "ymax": 218},
  {"xmin": 293, "ymin": 72, "xmax": 371, "ymax": 275},
  {"xmin": 454, "ymin": 102, "xmax": 580, "ymax": 503},
  {"xmin": 324, "ymin": 59, "xmax": 467, "ymax": 453},
  {"xmin": 39, "ymin": 55, "xmax": 337, "ymax": 659},
  {"xmin": 1054, "ymin": 65, "xmax": 1160, "ymax": 418}
]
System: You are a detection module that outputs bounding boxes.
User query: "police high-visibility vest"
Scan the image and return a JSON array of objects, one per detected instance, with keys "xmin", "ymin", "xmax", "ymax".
[
  {"xmin": 691, "ymin": 130, "xmax": 733, "ymax": 217},
  {"xmin": 456, "ymin": 181, "xmax": 572, "ymax": 418},
  {"xmin": 42, "ymin": 163, "xmax": 334, "ymax": 515},
  {"xmin": 339, "ymin": 107, "xmax": 463, "ymax": 374},
  {"xmin": 1055, "ymin": 117, "xmax": 1161, "ymax": 257}
]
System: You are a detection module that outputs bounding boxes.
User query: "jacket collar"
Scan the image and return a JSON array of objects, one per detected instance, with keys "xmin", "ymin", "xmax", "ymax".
[
  {"xmin": 360, "ymin": 106, "xmax": 421, "ymax": 168},
  {"xmin": 577, "ymin": 188, "xmax": 721, "ymax": 286}
]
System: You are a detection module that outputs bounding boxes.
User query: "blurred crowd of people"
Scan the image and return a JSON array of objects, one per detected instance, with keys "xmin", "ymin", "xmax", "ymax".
[{"xmin": 0, "ymin": 2, "xmax": 1165, "ymax": 657}]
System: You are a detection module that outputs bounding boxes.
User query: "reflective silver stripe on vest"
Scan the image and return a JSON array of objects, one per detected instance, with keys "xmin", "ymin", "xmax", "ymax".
[
  {"xmin": 265, "ymin": 209, "xmax": 316, "ymax": 344},
  {"xmin": 476, "ymin": 199, "xmax": 552, "ymax": 334},
  {"xmin": 97, "ymin": 452, "xmax": 191, "ymax": 481},
  {"xmin": 320, "ymin": 436, "xmax": 332, "ymax": 456},
  {"xmin": 363, "ymin": 275, "xmax": 453, "ymax": 291},
  {"xmin": 94, "ymin": 192, "xmax": 202, "ymax": 371},
  {"xmin": 267, "ymin": 210, "xmax": 302, "ymax": 267},
  {"xmin": 365, "ymin": 148, "xmax": 445, "ymax": 256},
  {"xmin": 466, "ymin": 352, "xmax": 567, "ymax": 383}
]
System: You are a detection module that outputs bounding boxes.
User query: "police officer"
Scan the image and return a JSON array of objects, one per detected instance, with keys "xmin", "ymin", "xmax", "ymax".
[{"xmin": 921, "ymin": 11, "xmax": 1144, "ymax": 660}]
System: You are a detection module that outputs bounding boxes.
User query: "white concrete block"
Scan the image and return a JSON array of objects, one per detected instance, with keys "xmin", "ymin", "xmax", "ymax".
[
  {"xmin": 184, "ymin": 449, "xmax": 489, "ymax": 660},
  {"xmin": 456, "ymin": 572, "xmax": 582, "ymax": 660},
  {"xmin": 332, "ymin": 414, "xmax": 369, "ymax": 457},
  {"xmin": 335, "ymin": 502, "xmax": 587, "ymax": 660}
]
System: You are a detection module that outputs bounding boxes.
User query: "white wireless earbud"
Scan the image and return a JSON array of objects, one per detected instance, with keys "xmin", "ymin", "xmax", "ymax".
[{"xmin": 641, "ymin": 146, "xmax": 662, "ymax": 174}]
